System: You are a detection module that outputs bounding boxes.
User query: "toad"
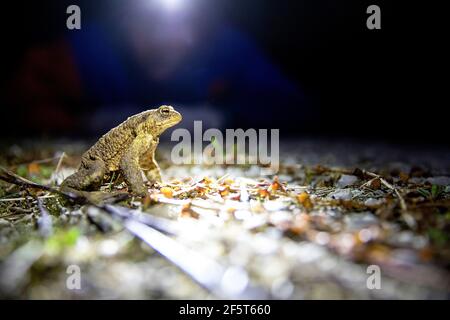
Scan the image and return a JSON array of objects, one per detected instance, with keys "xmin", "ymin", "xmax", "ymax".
[{"xmin": 61, "ymin": 105, "xmax": 182, "ymax": 196}]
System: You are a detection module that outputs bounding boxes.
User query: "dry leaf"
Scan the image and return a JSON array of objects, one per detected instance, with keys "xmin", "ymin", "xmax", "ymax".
[
  {"xmin": 369, "ymin": 178, "xmax": 381, "ymax": 190},
  {"xmin": 160, "ymin": 187, "xmax": 174, "ymax": 198},
  {"xmin": 399, "ymin": 172, "xmax": 409, "ymax": 183},
  {"xmin": 219, "ymin": 185, "xmax": 230, "ymax": 197},
  {"xmin": 143, "ymin": 193, "xmax": 158, "ymax": 208},
  {"xmin": 258, "ymin": 188, "xmax": 270, "ymax": 198},
  {"xmin": 297, "ymin": 192, "xmax": 313, "ymax": 210},
  {"xmin": 28, "ymin": 163, "xmax": 40, "ymax": 175},
  {"xmin": 180, "ymin": 203, "xmax": 199, "ymax": 219},
  {"xmin": 268, "ymin": 176, "xmax": 286, "ymax": 193}
]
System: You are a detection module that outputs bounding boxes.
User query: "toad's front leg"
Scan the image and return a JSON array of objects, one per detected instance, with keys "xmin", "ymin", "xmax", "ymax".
[
  {"xmin": 140, "ymin": 149, "xmax": 162, "ymax": 185},
  {"xmin": 120, "ymin": 134, "xmax": 152, "ymax": 196},
  {"xmin": 144, "ymin": 159, "xmax": 162, "ymax": 185}
]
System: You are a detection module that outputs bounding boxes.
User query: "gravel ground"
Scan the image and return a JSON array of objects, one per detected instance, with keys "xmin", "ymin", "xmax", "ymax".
[{"xmin": 0, "ymin": 139, "xmax": 449, "ymax": 299}]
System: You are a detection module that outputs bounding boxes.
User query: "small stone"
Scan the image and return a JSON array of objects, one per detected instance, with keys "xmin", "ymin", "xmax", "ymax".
[
  {"xmin": 322, "ymin": 208, "xmax": 342, "ymax": 219},
  {"xmin": 264, "ymin": 200, "xmax": 289, "ymax": 211},
  {"xmin": 337, "ymin": 175, "xmax": 358, "ymax": 188},
  {"xmin": 364, "ymin": 198, "xmax": 384, "ymax": 207},
  {"xmin": 0, "ymin": 218, "xmax": 11, "ymax": 227},
  {"xmin": 344, "ymin": 212, "xmax": 378, "ymax": 230},
  {"xmin": 328, "ymin": 189, "xmax": 353, "ymax": 200},
  {"xmin": 426, "ymin": 176, "xmax": 450, "ymax": 186},
  {"xmin": 269, "ymin": 211, "xmax": 292, "ymax": 225},
  {"xmin": 388, "ymin": 231, "xmax": 428, "ymax": 249}
]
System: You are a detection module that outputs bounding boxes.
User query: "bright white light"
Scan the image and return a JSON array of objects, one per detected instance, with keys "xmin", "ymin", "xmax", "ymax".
[
  {"xmin": 221, "ymin": 266, "xmax": 249, "ymax": 296},
  {"xmin": 158, "ymin": 0, "xmax": 184, "ymax": 12},
  {"xmin": 98, "ymin": 239, "xmax": 119, "ymax": 257}
]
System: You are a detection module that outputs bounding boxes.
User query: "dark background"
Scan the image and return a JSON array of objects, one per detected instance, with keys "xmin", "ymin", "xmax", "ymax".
[{"xmin": 0, "ymin": 0, "xmax": 447, "ymax": 144}]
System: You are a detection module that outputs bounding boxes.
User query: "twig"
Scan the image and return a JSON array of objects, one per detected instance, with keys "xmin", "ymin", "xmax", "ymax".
[
  {"xmin": 14, "ymin": 156, "xmax": 61, "ymax": 167},
  {"xmin": 1, "ymin": 167, "xmax": 66, "ymax": 195},
  {"xmin": 0, "ymin": 166, "xmax": 87, "ymax": 204},
  {"xmin": 363, "ymin": 170, "xmax": 407, "ymax": 211},
  {"xmin": 105, "ymin": 205, "xmax": 268, "ymax": 299},
  {"xmin": 216, "ymin": 173, "xmax": 230, "ymax": 183},
  {"xmin": 36, "ymin": 198, "xmax": 53, "ymax": 237},
  {"xmin": 172, "ymin": 185, "xmax": 198, "ymax": 197},
  {"xmin": 362, "ymin": 170, "xmax": 415, "ymax": 228},
  {"xmin": 9, "ymin": 207, "xmax": 33, "ymax": 214},
  {"xmin": 0, "ymin": 195, "xmax": 56, "ymax": 202},
  {"xmin": 0, "ymin": 165, "xmax": 268, "ymax": 298},
  {"xmin": 0, "ymin": 240, "xmax": 45, "ymax": 294},
  {"xmin": 54, "ymin": 152, "xmax": 66, "ymax": 174}
]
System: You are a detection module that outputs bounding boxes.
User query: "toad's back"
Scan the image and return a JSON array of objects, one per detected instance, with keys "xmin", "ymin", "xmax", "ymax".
[{"xmin": 81, "ymin": 118, "xmax": 138, "ymax": 171}]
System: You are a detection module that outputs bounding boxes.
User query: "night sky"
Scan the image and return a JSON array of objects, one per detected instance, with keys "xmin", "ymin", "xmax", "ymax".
[{"xmin": 0, "ymin": 0, "xmax": 447, "ymax": 144}]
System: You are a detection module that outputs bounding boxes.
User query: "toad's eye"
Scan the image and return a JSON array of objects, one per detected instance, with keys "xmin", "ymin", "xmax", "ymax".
[{"xmin": 159, "ymin": 107, "xmax": 170, "ymax": 115}]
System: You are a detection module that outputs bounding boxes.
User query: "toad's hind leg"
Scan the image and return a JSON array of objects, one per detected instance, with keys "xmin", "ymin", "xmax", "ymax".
[{"xmin": 60, "ymin": 158, "xmax": 106, "ymax": 192}]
